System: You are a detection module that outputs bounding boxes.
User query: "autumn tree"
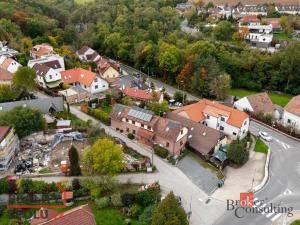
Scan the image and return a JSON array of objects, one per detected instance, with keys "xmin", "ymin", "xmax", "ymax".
[
  {"xmin": 176, "ymin": 57, "xmax": 193, "ymax": 88},
  {"xmin": 209, "ymin": 73, "xmax": 231, "ymax": 100}
]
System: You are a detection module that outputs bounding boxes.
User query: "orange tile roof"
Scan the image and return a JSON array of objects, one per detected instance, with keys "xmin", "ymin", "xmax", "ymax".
[
  {"xmin": 61, "ymin": 68, "xmax": 96, "ymax": 86},
  {"xmin": 173, "ymin": 99, "xmax": 249, "ymax": 128},
  {"xmin": 32, "ymin": 44, "xmax": 54, "ymax": 58},
  {"xmin": 0, "ymin": 68, "xmax": 13, "ymax": 81},
  {"xmin": 0, "ymin": 58, "xmax": 13, "ymax": 70},
  {"xmin": 284, "ymin": 95, "xmax": 300, "ymax": 117},
  {"xmin": 239, "ymin": 15, "xmax": 260, "ymax": 23}
]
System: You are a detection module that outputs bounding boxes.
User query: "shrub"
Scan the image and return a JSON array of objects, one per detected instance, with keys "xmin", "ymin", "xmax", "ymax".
[
  {"xmin": 138, "ymin": 205, "xmax": 155, "ymax": 225},
  {"xmin": 71, "ymin": 178, "xmax": 81, "ymax": 191},
  {"xmin": 95, "ymin": 197, "xmax": 110, "ymax": 209},
  {"xmin": 153, "ymin": 145, "xmax": 169, "ymax": 159},
  {"xmin": 69, "ymin": 146, "xmax": 81, "ymax": 176},
  {"xmin": 136, "ymin": 189, "xmax": 161, "ymax": 207},
  {"xmin": 111, "ymin": 193, "xmax": 123, "ymax": 207},
  {"xmin": 127, "ymin": 133, "xmax": 135, "ymax": 140},
  {"xmin": 121, "ymin": 192, "xmax": 136, "ymax": 207},
  {"xmin": 0, "ymin": 206, "xmax": 5, "ymax": 217},
  {"xmin": 228, "ymin": 139, "xmax": 249, "ymax": 166},
  {"xmin": 0, "ymin": 179, "xmax": 9, "ymax": 194},
  {"xmin": 130, "ymin": 203, "xmax": 142, "ymax": 218},
  {"xmin": 89, "ymin": 108, "xmax": 110, "ymax": 125}
]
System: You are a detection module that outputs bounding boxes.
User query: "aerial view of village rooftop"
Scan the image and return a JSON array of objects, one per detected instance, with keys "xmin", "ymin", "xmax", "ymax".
[{"xmin": 0, "ymin": 0, "xmax": 299, "ymax": 224}]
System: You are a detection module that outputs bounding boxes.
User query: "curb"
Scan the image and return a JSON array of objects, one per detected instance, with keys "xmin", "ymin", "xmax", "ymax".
[
  {"xmin": 252, "ymin": 146, "xmax": 271, "ymax": 192},
  {"xmin": 251, "ymin": 118, "xmax": 300, "ymax": 142}
]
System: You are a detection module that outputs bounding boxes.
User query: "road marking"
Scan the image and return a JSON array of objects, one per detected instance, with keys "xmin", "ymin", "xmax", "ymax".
[
  {"xmin": 252, "ymin": 198, "xmax": 259, "ymax": 208},
  {"xmin": 283, "ymin": 188, "xmax": 292, "ymax": 195},
  {"xmin": 271, "ymin": 213, "xmax": 282, "ymax": 222},
  {"xmin": 198, "ymin": 198, "xmax": 203, "ymax": 202},
  {"xmin": 266, "ymin": 211, "xmax": 275, "ymax": 218},
  {"xmin": 256, "ymin": 203, "xmax": 267, "ymax": 210}
]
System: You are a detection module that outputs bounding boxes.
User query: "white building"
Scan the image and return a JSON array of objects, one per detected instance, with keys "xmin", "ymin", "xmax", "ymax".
[
  {"xmin": 61, "ymin": 68, "xmax": 108, "ymax": 94},
  {"xmin": 0, "ymin": 41, "xmax": 18, "ymax": 57},
  {"xmin": 32, "ymin": 63, "xmax": 62, "ymax": 89},
  {"xmin": 275, "ymin": 5, "xmax": 300, "ymax": 15},
  {"xmin": 234, "ymin": 92, "xmax": 276, "ymax": 115},
  {"xmin": 76, "ymin": 46, "xmax": 101, "ymax": 62},
  {"xmin": 0, "ymin": 56, "xmax": 21, "ymax": 74},
  {"xmin": 235, "ymin": 5, "xmax": 267, "ymax": 16},
  {"xmin": 282, "ymin": 95, "xmax": 300, "ymax": 130},
  {"xmin": 28, "ymin": 54, "xmax": 65, "ymax": 72},
  {"xmin": 30, "ymin": 43, "xmax": 54, "ymax": 59},
  {"xmin": 173, "ymin": 99, "xmax": 250, "ymax": 139}
]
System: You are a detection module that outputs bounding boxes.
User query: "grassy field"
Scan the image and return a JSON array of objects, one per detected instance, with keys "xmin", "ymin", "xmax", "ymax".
[
  {"xmin": 274, "ymin": 32, "xmax": 291, "ymax": 41},
  {"xmin": 227, "ymin": 88, "xmax": 293, "ymax": 107},
  {"xmin": 291, "ymin": 220, "xmax": 300, "ymax": 225},
  {"xmin": 75, "ymin": 0, "xmax": 94, "ymax": 4},
  {"xmin": 254, "ymin": 138, "xmax": 269, "ymax": 154}
]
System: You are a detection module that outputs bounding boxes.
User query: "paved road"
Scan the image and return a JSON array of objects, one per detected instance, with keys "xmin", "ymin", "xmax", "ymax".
[{"xmin": 214, "ymin": 121, "xmax": 300, "ymax": 225}]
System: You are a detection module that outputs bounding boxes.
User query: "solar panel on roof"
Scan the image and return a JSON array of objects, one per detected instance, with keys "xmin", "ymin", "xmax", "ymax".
[{"xmin": 128, "ymin": 107, "xmax": 153, "ymax": 122}]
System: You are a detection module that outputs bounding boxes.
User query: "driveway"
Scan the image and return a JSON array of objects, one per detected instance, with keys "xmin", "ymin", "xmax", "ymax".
[{"xmin": 177, "ymin": 154, "xmax": 219, "ymax": 195}]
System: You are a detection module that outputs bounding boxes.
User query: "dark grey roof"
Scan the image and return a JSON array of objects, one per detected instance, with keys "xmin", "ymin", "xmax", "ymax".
[
  {"xmin": 32, "ymin": 63, "xmax": 50, "ymax": 77},
  {"xmin": 0, "ymin": 97, "xmax": 64, "ymax": 114},
  {"xmin": 77, "ymin": 46, "xmax": 90, "ymax": 55},
  {"xmin": 42, "ymin": 60, "xmax": 61, "ymax": 70},
  {"xmin": 167, "ymin": 112, "xmax": 224, "ymax": 155}
]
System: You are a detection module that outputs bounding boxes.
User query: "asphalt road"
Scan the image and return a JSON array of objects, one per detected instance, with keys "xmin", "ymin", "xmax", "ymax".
[{"xmin": 214, "ymin": 121, "xmax": 300, "ymax": 225}]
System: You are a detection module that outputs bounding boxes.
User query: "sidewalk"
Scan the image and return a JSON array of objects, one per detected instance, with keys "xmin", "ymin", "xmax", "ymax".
[
  {"xmin": 212, "ymin": 138, "xmax": 267, "ymax": 201},
  {"xmin": 272, "ymin": 211, "xmax": 300, "ymax": 225}
]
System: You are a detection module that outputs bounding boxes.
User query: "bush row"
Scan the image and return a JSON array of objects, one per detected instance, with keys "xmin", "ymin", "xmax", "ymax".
[
  {"xmin": 153, "ymin": 144, "xmax": 169, "ymax": 159},
  {"xmin": 88, "ymin": 108, "xmax": 110, "ymax": 125}
]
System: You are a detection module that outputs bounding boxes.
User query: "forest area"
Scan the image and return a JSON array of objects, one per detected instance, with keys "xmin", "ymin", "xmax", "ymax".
[{"xmin": 0, "ymin": 0, "xmax": 300, "ymax": 99}]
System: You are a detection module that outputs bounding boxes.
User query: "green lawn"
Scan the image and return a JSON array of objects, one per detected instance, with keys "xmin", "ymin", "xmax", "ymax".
[
  {"xmin": 227, "ymin": 88, "xmax": 293, "ymax": 107},
  {"xmin": 274, "ymin": 32, "xmax": 291, "ymax": 41},
  {"xmin": 75, "ymin": 0, "xmax": 94, "ymax": 4},
  {"xmin": 254, "ymin": 138, "xmax": 269, "ymax": 154},
  {"xmin": 291, "ymin": 220, "xmax": 300, "ymax": 225}
]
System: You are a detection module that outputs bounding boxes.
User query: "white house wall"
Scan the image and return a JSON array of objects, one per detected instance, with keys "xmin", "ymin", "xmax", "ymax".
[
  {"xmin": 234, "ymin": 97, "xmax": 253, "ymax": 112},
  {"xmin": 282, "ymin": 110, "xmax": 300, "ymax": 130}
]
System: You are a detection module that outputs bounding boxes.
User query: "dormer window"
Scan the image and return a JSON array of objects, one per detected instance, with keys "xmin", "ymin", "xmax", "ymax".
[{"xmin": 221, "ymin": 117, "xmax": 225, "ymax": 122}]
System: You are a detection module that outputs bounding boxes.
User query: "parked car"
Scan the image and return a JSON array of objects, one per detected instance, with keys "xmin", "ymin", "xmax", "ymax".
[
  {"xmin": 258, "ymin": 131, "xmax": 272, "ymax": 142},
  {"xmin": 113, "ymin": 137, "xmax": 127, "ymax": 147}
]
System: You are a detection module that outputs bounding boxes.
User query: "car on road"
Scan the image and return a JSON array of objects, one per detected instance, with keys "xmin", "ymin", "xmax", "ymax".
[
  {"xmin": 113, "ymin": 137, "xmax": 127, "ymax": 147},
  {"xmin": 258, "ymin": 131, "xmax": 272, "ymax": 141}
]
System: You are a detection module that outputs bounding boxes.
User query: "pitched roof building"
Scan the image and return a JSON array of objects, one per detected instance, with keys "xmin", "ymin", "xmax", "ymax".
[
  {"xmin": 0, "ymin": 56, "xmax": 21, "ymax": 74},
  {"xmin": 167, "ymin": 112, "xmax": 226, "ymax": 156},
  {"xmin": 76, "ymin": 46, "xmax": 100, "ymax": 62},
  {"xmin": 32, "ymin": 63, "xmax": 63, "ymax": 89},
  {"xmin": 30, "ymin": 44, "xmax": 54, "ymax": 59},
  {"xmin": 121, "ymin": 87, "xmax": 162, "ymax": 102},
  {"xmin": 233, "ymin": 92, "xmax": 276, "ymax": 115},
  {"xmin": 282, "ymin": 95, "xmax": 300, "ymax": 130},
  {"xmin": 30, "ymin": 204, "xmax": 96, "ymax": 225},
  {"xmin": 173, "ymin": 99, "xmax": 249, "ymax": 139},
  {"xmin": 111, "ymin": 104, "xmax": 188, "ymax": 155},
  {"xmin": 0, "ymin": 68, "xmax": 13, "ymax": 84},
  {"xmin": 61, "ymin": 68, "xmax": 108, "ymax": 94}
]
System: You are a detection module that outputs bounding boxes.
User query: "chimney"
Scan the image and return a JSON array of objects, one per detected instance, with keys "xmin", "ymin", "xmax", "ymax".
[{"xmin": 202, "ymin": 132, "xmax": 206, "ymax": 136}]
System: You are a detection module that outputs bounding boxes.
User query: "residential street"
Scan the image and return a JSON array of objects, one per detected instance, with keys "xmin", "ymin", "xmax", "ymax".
[{"xmin": 214, "ymin": 121, "xmax": 300, "ymax": 225}]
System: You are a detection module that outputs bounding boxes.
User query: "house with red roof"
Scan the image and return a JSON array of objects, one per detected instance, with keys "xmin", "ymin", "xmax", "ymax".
[
  {"xmin": 61, "ymin": 68, "xmax": 108, "ymax": 94},
  {"xmin": 173, "ymin": 99, "xmax": 250, "ymax": 139},
  {"xmin": 0, "ymin": 56, "xmax": 21, "ymax": 74},
  {"xmin": 30, "ymin": 204, "xmax": 96, "ymax": 225},
  {"xmin": 282, "ymin": 95, "xmax": 300, "ymax": 130},
  {"xmin": 97, "ymin": 57, "xmax": 120, "ymax": 82},
  {"xmin": 30, "ymin": 44, "xmax": 54, "ymax": 59},
  {"xmin": 0, "ymin": 68, "xmax": 14, "ymax": 85},
  {"xmin": 121, "ymin": 87, "xmax": 163, "ymax": 103}
]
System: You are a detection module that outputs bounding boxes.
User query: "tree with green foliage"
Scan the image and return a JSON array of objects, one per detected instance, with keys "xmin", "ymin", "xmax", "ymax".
[
  {"xmin": 82, "ymin": 138, "xmax": 125, "ymax": 175},
  {"xmin": 0, "ymin": 107, "xmax": 46, "ymax": 138},
  {"xmin": 12, "ymin": 67, "xmax": 36, "ymax": 98},
  {"xmin": 121, "ymin": 96, "xmax": 133, "ymax": 106},
  {"xmin": 227, "ymin": 139, "xmax": 248, "ymax": 166},
  {"xmin": 209, "ymin": 73, "xmax": 231, "ymax": 100},
  {"xmin": 147, "ymin": 100, "xmax": 169, "ymax": 116},
  {"xmin": 173, "ymin": 91, "xmax": 186, "ymax": 104},
  {"xmin": 0, "ymin": 84, "xmax": 19, "ymax": 103},
  {"xmin": 0, "ymin": 179, "xmax": 9, "ymax": 194},
  {"xmin": 68, "ymin": 146, "xmax": 81, "ymax": 176},
  {"xmin": 213, "ymin": 21, "xmax": 233, "ymax": 41},
  {"xmin": 139, "ymin": 205, "xmax": 156, "ymax": 225},
  {"xmin": 151, "ymin": 192, "xmax": 188, "ymax": 225}
]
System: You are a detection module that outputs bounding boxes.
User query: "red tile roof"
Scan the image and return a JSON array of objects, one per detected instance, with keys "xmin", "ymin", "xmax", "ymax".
[
  {"xmin": 239, "ymin": 15, "xmax": 260, "ymax": 23},
  {"xmin": 0, "ymin": 68, "xmax": 13, "ymax": 81},
  {"xmin": 121, "ymin": 87, "xmax": 156, "ymax": 101},
  {"xmin": 61, "ymin": 68, "xmax": 96, "ymax": 86},
  {"xmin": 270, "ymin": 21, "xmax": 281, "ymax": 29},
  {"xmin": 31, "ymin": 44, "xmax": 54, "ymax": 58},
  {"xmin": 30, "ymin": 204, "xmax": 96, "ymax": 225},
  {"xmin": 97, "ymin": 58, "xmax": 119, "ymax": 74},
  {"xmin": 0, "ymin": 126, "xmax": 11, "ymax": 143},
  {"xmin": 173, "ymin": 99, "xmax": 248, "ymax": 128},
  {"xmin": 0, "ymin": 57, "xmax": 13, "ymax": 70},
  {"xmin": 284, "ymin": 95, "xmax": 300, "ymax": 117},
  {"xmin": 246, "ymin": 92, "xmax": 275, "ymax": 114}
]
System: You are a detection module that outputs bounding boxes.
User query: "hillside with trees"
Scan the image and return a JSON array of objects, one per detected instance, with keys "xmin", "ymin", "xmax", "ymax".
[{"xmin": 0, "ymin": 0, "xmax": 300, "ymax": 98}]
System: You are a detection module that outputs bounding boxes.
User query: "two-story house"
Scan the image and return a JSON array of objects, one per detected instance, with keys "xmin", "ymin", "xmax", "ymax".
[
  {"xmin": 0, "ymin": 126, "xmax": 19, "ymax": 170},
  {"xmin": 97, "ymin": 58, "xmax": 120, "ymax": 82},
  {"xmin": 32, "ymin": 63, "xmax": 63, "ymax": 89},
  {"xmin": 275, "ymin": 5, "xmax": 300, "ymax": 15},
  {"xmin": 0, "ymin": 56, "xmax": 21, "ymax": 74},
  {"xmin": 61, "ymin": 68, "xmax": 108, "ymax": 94},
  {"xmin": 76, "ymin": 46, "xmax": 101, "ymax": 62},
  {"xmin": 28, "ymin": 54, "xmax": 65, "ymax": 72},
  {"xmin": 110, "ymin": 104, "xmax": 188, "ymax": 156},
  {"xmin": 173, "ymin": 99, "xmax": 250, "ymax": 139}
]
